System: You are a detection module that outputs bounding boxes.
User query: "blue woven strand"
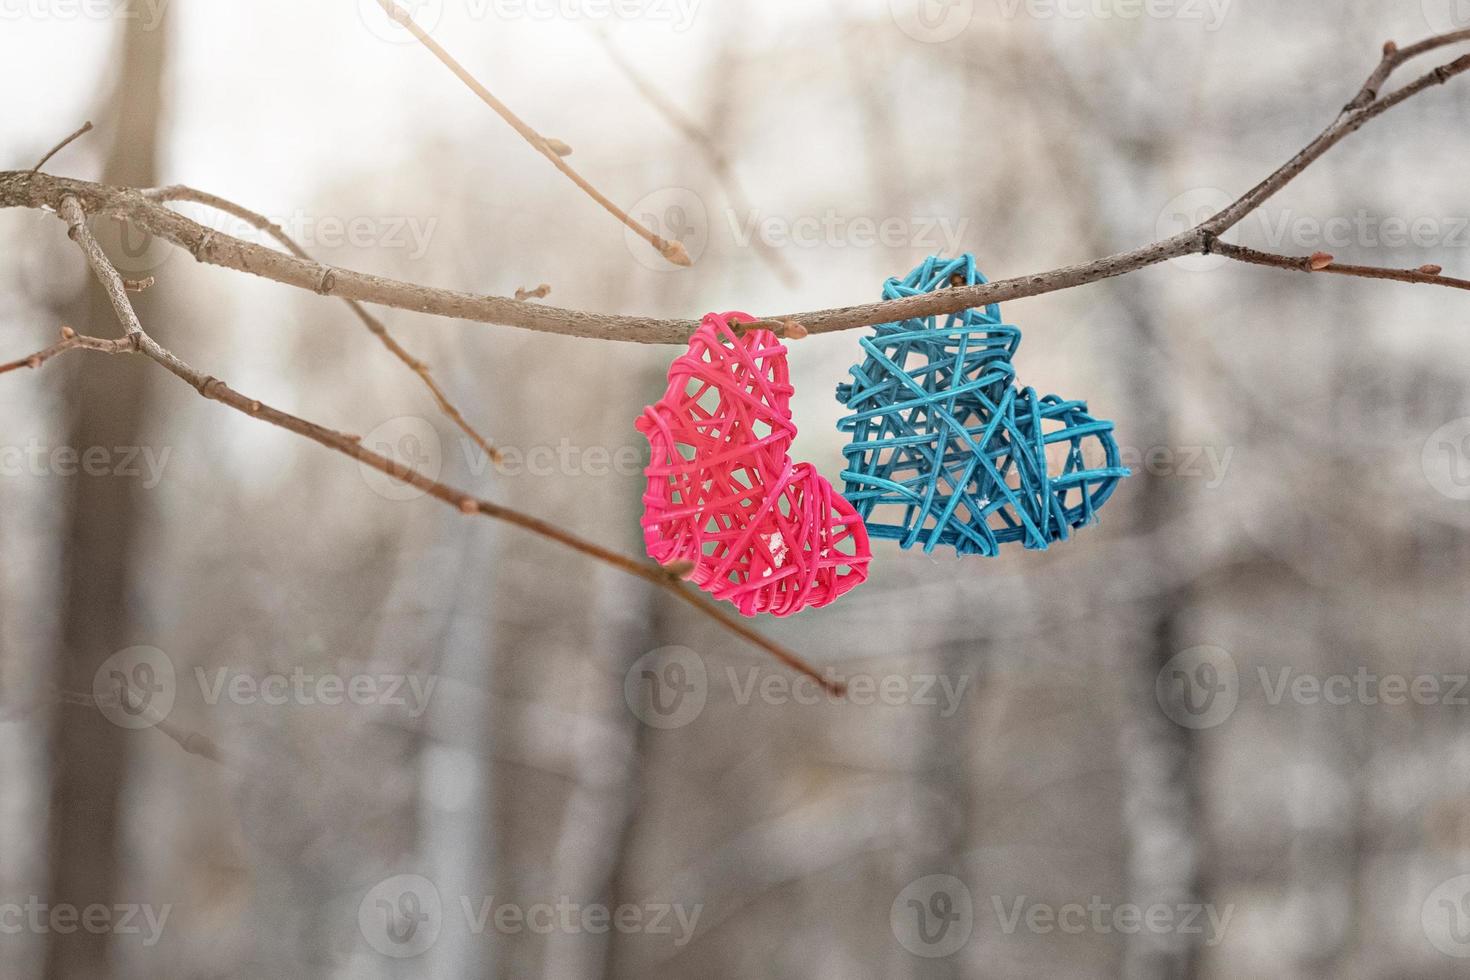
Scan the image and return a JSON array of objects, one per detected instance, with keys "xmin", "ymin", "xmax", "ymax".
[{"xmin": 835, "ymin": 254, "xmax": 1130, "ymax": 556}]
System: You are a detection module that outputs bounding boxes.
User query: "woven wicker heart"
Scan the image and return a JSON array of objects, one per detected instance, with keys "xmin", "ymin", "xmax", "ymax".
[
  {"xmin": 836, "ymin": 255, "xmax": 1129, "ymax": 556},
  {"xmin": 637, "ymin": 312, "xmax": 871, "ymax": 616}
]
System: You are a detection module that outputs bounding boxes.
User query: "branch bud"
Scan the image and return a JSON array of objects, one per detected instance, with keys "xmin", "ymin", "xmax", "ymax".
[{"xmin": 660, "ymin": 239, "xmax": 693, "ymax": 267}]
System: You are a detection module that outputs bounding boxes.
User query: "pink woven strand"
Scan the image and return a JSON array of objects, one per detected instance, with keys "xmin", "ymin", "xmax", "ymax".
[{"xmin": 636, "ymin": 311, "xmax": 871, "ymax": 616}]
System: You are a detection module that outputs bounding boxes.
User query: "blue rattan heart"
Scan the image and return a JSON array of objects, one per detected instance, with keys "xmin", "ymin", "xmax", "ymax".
[{"xmin": 835, "ymin": 255, "xmax": 1129, "ymax": 556}]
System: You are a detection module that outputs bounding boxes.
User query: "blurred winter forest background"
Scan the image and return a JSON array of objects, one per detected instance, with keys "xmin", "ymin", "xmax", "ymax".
[{"xmin": 3, "ymin": 0, "xmax": 1470, "ymax": 977}]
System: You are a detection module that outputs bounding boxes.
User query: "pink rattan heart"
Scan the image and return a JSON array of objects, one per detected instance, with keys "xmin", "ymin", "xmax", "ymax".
[{"xmin": 636, "ymin": 312, "xmax": 871, "ymax": 616}]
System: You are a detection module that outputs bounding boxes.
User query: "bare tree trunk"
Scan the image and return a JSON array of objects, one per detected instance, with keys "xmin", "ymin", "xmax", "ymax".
[
  {"xmin": 539, "ymin": 565, "xmax": 653, "ymax": 980},
  {"xmin": 42, "ymin": 11, "xmax": 170, "ymax": 978}
]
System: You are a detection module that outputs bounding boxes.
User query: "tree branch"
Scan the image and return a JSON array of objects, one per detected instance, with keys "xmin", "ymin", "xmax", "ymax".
[
  {"xmin": 592, "ymin": 28, "xmax": 799, "ymax": 287},
  {"xmin": 31, "ymin": 195, "xmax": 841, "ymax": 695},
  {"xmin": 1347, "ymin": 29, "xmax": 1470, "ymax": 110},
  {"xmin": 1213, "ymin": 241, "xmax": 1470, "ymax": 291},
  {"xmin": 0, "ymin": 327, "xmax": 133, "ymax": 375},
  {"xmin": 142, "ymin": 183, "xmax": 503, "ymax": 463},
  {"xmin": 29, "ymin": 120, "xmax": 93, "ymax": 173},
  {"xmin": 1202, "ymin": 51, "xmax": 1470, "ymax": 241},
  {"xmin": 5, "ymin": 33, "xmax": 1467, "ymax": 345},
  {"xmin": 3, "ymin": 30, "xmax": 1468, "ymax": 696},
  {"xmin": 372, "ymin": 0, "xmax": 691, "ymax": 268}
]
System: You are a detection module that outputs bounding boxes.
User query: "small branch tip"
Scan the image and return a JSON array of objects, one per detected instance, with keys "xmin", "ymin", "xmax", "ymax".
[{"xmin": 661, "ymin": 239, "xmax": 693, "ymax": 267}]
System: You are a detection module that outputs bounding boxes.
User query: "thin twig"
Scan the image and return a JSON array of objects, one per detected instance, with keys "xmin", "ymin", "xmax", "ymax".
[
  {"xmin": 4, "ymin": 29, "xmax": 1466, "ymax": 699},
  {"xmin": 1212, "ymin": 241, "xmax": 1470, "ymax": 291},
  {"xmin": 0, "ymin": 327, "xmax": 133, "ymax": 375},
  {"xmin": 42, "ymin": 195, "xmax": 841, "ymax": 695},
  {"xmin": 143, "ymin": 183, "xmax": 503, "ymax": 463},
  {"xmin": 55, "ymin": 686, "xmax": 229, "ymax": 766},
  {"xmin": 1347, "ymin": 29, "xmax": 1470, "ymax": 109},
  {"xmin": 29, "ymin": 120, "xmax": 93, "ymax": 173},
  {"xmin": 1203, "ymin": 51, "xmax": 1470, "ymax": 239},
  {"xmin": 593, "ymin": 29, "xmax": 799, "ymax": 287},
  {"xmin": 6, "ymin": 33, "xmax": 1469, "ymax": 344},
  {"xmin": 373, "ymin": 0, "xmax": 691, "ymax": 268},
  {"xmin": 3, "ymin": 36, "xmax": 1469, "ymax": 343},
  {"xmin": 2, "ymin": 27, "xmax": 1462, "ymax": 347}
]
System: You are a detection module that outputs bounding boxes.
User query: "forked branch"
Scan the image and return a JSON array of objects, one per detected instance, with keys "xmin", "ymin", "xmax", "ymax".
[{"xmin": 4, "ymin": 29, "xmax": 1470, "ymax": 691}]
